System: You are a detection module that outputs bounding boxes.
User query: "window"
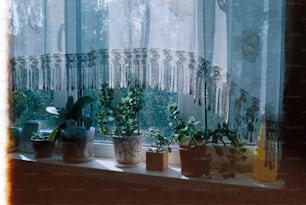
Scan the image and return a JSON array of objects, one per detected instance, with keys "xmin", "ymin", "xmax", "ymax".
[
  {"xmin": 83, "ymin": 88, "xmax": 177, "ymax": 144},
  {"xmin": 9, "ymin": 90, "xmax": 54, "ymax": 127},
  {"xmin": 10, "ymin": 0, "xmax": 285, "ymax": 155}
]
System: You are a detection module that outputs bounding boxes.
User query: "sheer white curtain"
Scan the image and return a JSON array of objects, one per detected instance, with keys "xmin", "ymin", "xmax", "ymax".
[
  {"xmin": 10, "ymin": 0, "xmax": 66, "ymax": 90},
  {"xmin": 10, "ymin": 0, "xmax": 219, "ymax": 98},
  {"xmin": 78, "ymin": 0, "xmax": 216, "ymax": 96},
  {"xmin": 224, "ymin": 0, "xmax": 285, "ymax": 142}
]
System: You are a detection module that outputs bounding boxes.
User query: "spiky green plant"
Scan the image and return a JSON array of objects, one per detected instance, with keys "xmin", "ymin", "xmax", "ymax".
[{"xmin": 46, "ymin": 96, "xmax": 94, "ymax": 144}]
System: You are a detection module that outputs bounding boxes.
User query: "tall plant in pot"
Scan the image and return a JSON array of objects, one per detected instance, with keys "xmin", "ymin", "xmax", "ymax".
[
  {"xmin": 167, "ymin": 103, "xmax": 211, "ymax": 177},
  {"xmin": 46, "ymin": 95, "xmax": 95, "ymax": 163},
  {"xmin": 96, "ymin": 81, "xmax": 145, "ymax": 167}
]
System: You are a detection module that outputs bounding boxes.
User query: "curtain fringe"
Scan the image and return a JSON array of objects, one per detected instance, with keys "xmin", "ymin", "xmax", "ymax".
[
  {"xmin": 11, "ymin": 48, "xmax": 227, "ymax": 103},
  {"xmin": 10, "ymin": 48, "xmax": 262, "ymax": 140}
]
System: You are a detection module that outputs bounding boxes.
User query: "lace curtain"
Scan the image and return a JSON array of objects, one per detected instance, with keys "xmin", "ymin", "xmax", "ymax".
[
  {"xmin": 10, "ymin": 0, "xmax": 285, "ymax": 143},
  {"xmin": 10, "ymin": 0, "xmax": 217, "ymax": 94}
]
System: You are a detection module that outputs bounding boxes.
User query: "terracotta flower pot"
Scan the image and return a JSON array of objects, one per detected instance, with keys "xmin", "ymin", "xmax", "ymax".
[
  {"xmin": 179, "ymin": 145, "xmax": 211, "ymax": 177},
  {"xmin": 146, "ymin": 151, "xmax": 168, "ymax": 171},
  {"xmin": 112, "ymin": 134, "xmax": 142, "ymax": 167}
]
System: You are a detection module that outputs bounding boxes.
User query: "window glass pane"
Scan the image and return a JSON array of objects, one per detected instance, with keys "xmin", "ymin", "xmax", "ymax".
[
  {"xmin": 9, "ymin": 0, "xmax": 285, "ymax": 151},
  {"xmin": 82, "ymin": 88, "xmax": 177, "ymax": 145},
  {"xmin": 141, "ymin": 89, "xmax": 178, "ymax": 145}
]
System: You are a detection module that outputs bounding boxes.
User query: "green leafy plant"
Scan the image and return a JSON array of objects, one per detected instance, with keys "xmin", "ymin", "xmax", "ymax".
[
  {"xmin": 207, "ymin": 123, "xmax": 248, "ymax": 178},
  {"xmin": 31, "ymin": 132, "xmax": 49, "ymax": 141},
  {"xmin": 96, "ymin": 81, "xmax": 145, "ymax": 136},
  {"xmin": 166, "ymin": 103, "xmax": 208, "ymax": 148},
  {"xmin": 46, "ymin": 95, "xmax": 94, "ymax": 144},
  {"xmin": 146, "ymin": 129, "xmax": 172, "ymax": 153},
  {"xmin": 167, "ymin": 103, "xmax": 247, "ymax": 178},
  {"xmin": 208, "ymin": 123, "xmax": 238, "ymax": 149},
  {"xmin": 227, "ymin": 139, "xmax": 248, "ymax": 167},
  {"xmin": 208, "ymin": 122, "xmax": 247, "ymax": 152},
  {"xmin": 226, "ymin": 139, "xmax": 247, "ymax": 173},
  {"xmin": 217, "ymin": 138, "xmax": 248, "ymax": 178},
  {"xmin": 10, "ymin": 90, "xmax": 52, "ymax": 127},
  {"xmin": 167, "ymin": 103, "xmax": 212, "ymax": 177}
]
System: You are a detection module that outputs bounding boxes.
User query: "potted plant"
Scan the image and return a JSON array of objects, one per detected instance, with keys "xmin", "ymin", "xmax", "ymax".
[
  {"xmin": 224, "ymin": 138, "xmax": 248, "ymax": 177},
  {"xmin": 208, "ymin": 123, "xmax": 247, "ymax": 178},
  {"xmin": 31, "ymin": 132, "xmax": 53, "ymax": 158},
  {"xmin": 96, "ymin": 81, "xmax": 145, "ymax": 167},
  {"xmin": 46, "ymin": 95, "xmax": 95, "ymax": 163},
  {"xmin": 167, "ymin": 103, "xmax": 211, "ymax": 177},
  {"xmin": 145, "ymin": 128, "xmax": 172, "ymax": 171}
]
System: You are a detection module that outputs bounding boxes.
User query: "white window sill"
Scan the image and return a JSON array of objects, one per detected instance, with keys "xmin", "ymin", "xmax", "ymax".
[{"xmin": 9, "ymin": 152, "xmax": 284, "ymax": 191}]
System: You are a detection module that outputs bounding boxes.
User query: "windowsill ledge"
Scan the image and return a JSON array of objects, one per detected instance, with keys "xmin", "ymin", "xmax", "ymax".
[{"xmin": 9, "ymin": 152, "xmax": 284, "ymax": 192}]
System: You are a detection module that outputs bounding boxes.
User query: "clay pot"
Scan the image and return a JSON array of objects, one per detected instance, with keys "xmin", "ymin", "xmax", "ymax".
[
  {"xmin": 179, "ymin": 145, "xmax": 211, "ymax": 177},
  {"xmin": 146, "ymin": 151, "xmax": 168, "ymax": 171},
  {"xmin": 31, "ymin": 139, "xmax": 53, "ymax": 158}
]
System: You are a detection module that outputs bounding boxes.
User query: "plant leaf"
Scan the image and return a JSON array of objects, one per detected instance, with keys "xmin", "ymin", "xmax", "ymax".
[
  {"xmin": 47, "ymin": 125, "xmax": 61, "ymax": 146},
  {"xmin": 240, "ymin": 156, "xmax": 248, "ymax": 161},
  {"xmin": 82, "ymin": 115, "xmax": 93, "ymax": 129},
  {"xmin": 46, "ymin": 106, "xmax": 59, "ymax": 116},
  {"xmin": 71, "ymin": 96, "xmax": 94, "ymax": 119},
  {"xmin": 65, "ymin": 96, "xmax": 74, "ymax": 113}
]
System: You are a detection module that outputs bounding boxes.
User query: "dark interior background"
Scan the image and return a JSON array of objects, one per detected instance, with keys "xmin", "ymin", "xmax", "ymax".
[{"xmin": 282, "ymin": 0, "xmax": 306, "ymax": 191}]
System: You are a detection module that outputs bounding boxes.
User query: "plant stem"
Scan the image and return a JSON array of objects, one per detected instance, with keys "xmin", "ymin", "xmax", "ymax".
[
  {"xmin": 114, "ymin": 88, "xmax": 119, "ymax": 133},
  {"xmin": 138, "ymin": 111, "xmax": 140, "ymax": 134}
]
